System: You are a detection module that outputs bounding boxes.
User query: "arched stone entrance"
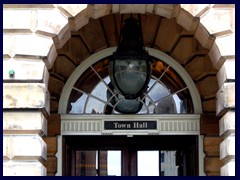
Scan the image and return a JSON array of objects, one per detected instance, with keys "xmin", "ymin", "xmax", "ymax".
[{"xmin": 3, "ymin": 4, "xmax": 235, "ymax": 176}]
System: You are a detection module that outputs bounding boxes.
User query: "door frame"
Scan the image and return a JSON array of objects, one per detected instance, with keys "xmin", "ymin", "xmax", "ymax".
[
  {"xmin": 62, "ymin": 135, "xmax": 199, "ymax": 176},
  {"xmin": 56, "ymin": 114, "xmax": 205, "ymax": 176}
]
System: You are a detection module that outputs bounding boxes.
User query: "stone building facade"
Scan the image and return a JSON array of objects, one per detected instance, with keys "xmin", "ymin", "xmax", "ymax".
[{"xmin": 3, "ymin": 4, "xmax": 235, "ymax": 176}]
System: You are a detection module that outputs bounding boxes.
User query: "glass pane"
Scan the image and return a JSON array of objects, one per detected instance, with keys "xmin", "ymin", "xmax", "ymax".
[
  {"xmin": 137, "ymin": 151, "xmax": 159, "ymax": 176},
  {"xmin": 91, "ymin": 81, "xmax": 108, "ymax": 102},
  {"xmin": 160, "ymin": 151, "xmax": 178, "ymax": 176},
  {"xmin": 107, "ymin": 151, "xmax": 121, "ymax": 176},
  {"xmin": 75, "ymin": 150, "xmax": 121, "ymax": 176},
  {"xmin": 69, "ymin": 90, "xmax": 88, "ymax": 114},
  {"xmin": 85, "ymin": 97, "xmax": 105, "ymax": 114},
  {"xmin": 147, "ymin": 79, "xmax": 170, "ymax": 102},
  {"xmin": 76, "ymin": 150, "xmax": 97, "ymax": 176},
  {"xmin": 155, "ymin": 96, "xmax": 177, "ymax": 114}
]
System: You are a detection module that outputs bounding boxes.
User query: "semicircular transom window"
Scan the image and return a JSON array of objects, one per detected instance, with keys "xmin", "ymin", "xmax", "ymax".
[{"xmin": 67, "ymin": 56, "xmax": 194, "ymax": 114}]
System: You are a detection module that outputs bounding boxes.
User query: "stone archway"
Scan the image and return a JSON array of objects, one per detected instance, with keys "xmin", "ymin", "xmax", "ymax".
[{"xmin": 3, "ymin": 4, "xmax": 235, "ymax": 176}]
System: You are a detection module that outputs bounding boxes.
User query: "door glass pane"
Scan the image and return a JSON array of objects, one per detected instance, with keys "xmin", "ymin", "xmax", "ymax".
[
  {"xmin": 137, "ymin": 151, "xmax": 159, "ymax": 176},
  {"xmin": 75, "ymin": 150, "xmax": 121, "ymax": 176},
  {"xmin": 160, "ymin": 151, "xmax": 178, "ymax": 176},
  {"xmin": 107, "ymin": 151, "xmax": 121, "ymax": 176}
]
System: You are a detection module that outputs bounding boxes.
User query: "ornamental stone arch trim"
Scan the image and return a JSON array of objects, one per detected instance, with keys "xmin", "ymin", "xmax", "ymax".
[{"xmin": 3, "ymin": 4, "xmax": 235, "ymax": 176}]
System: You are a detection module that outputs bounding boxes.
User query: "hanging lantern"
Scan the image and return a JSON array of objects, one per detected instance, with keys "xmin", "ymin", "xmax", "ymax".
[{"xmin": 109, "ymin": 16, "xmax": 151, "ymax": 100}]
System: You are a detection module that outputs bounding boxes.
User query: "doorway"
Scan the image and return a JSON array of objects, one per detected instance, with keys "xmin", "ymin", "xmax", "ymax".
[{"xmin": 62, "ymin": 135, "xmax": 198, "ymax": 176}]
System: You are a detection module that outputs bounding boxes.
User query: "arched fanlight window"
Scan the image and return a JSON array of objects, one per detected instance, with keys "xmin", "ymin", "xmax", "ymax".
[{"xmin": 67, "ymin": 57, "xmax": 193, "ymax": 115}]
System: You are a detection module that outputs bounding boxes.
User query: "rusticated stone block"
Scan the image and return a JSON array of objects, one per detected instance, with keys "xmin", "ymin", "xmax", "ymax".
[
  {"xmin": 119, "ymin": 4, "xmax": 146, "ymax": 14},
  {"xmin": 176, "ymin": 8, "xmax": 199, "ymax": 31},
  {"xmin": 220, "ymin": 134, "xmax": 235, "ymax": 162},
  {"xmin": 221, "ymin": 159, "xmax": 235, "ymax": 176},
  {"xmin": 35, "ymin": 9, "xmax": 68, "ymax": 37},
  {"xmin": 44, "ymin": 136, "xmax": 57, "ymax": 155},
  {"xmin": 219, "ymin": 111, "xmax": 235, "ymax": 136},
  {"xmin": 46, "ymin": 156, "xmax": 57, "ymax": 176},
  {"xmin": 3, "ymin": 161, "xmax": 46, "ymax": 176},
  {"xmin": 3, "ymin": 9, "xmax": 33, "ymax": 33},
  {"xmin": 204, "ymin": 157, "xmax": 222, "ymax": 176},
  {"xmin": 154, "ymin": 4, "xmax": 178, "ymax": 19},
  {"xmin": 3, "ymin": 111, "xmax": 47, "ymax": 136},
  {"xmin": 3, "ymin": 134, "xmax": 47, "ymax": 161},
  {"xmin": 200, "ymin": 8, "xmax": 234, "ymax": 36},
  {"xmin": 209, "ymin": 34, "xmax": 235, "ymax": 70},
  {"xmin": 204, "ymin": 136, "xmax": 222, "ymax": 156},
  {"xmin": 216, "ymin": 83, "xmax": 235, "ymax": 116},
  {"xmin": 3, "ymin": 83, "xmax": 50, "ymax": 115},
  {"xmin": 217, "ymin": 58, "xmax": 235, "ymax": 88},
  {"xmin": 3, "ymin": 59, "xmax": 48, "ymax": 83},
  {"xmin": 200, "ymin": 114, "xmax": 219, "ymax": 135},
  {"xmin": 48, "ymin": 114, "xmax": 61, "ymax": 135},
  {"xmin": 88, "ymin": 4, "xmax": 112, "ymax": 19}
]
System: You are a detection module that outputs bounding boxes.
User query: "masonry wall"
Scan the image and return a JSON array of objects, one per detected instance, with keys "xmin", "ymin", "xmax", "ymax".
[{"xmin": 3, "ymin": 4, "xmax": 235, "ymax": 176}]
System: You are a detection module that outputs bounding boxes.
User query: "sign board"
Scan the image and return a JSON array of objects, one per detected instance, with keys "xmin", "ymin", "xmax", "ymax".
[{"xmin": 104, "ymin": 121, "xmax": 157, "ymax": 130}]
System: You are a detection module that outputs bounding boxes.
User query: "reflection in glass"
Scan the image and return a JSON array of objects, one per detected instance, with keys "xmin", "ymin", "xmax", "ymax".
[
  {"xmin": 68, "ymin": 58, "xmax": 194, "ymax": 114},
  {"xmin": 160, "ymin": 151, "xmax": 178, "ymax": 176},
  {"xmin": 138, "ymin": 151, "xmax": 159, "ymax": 176},
  {"xmin": 76, "ymin": 150, "xmax": 121, "ymax": 176}
]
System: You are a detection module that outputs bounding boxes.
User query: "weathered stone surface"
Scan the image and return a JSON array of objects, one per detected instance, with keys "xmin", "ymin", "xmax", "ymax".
[
  {"xmin": 196, "ymin": 76, "xmax": 218, "ymax": 98},
  {"xmin": 154, "ymin": 4, "xmax": 178, "ymax": 19},
  {"xmin": 3, "ymin": 161, "xmax": 47, "ymax": 176},
  {"xmin": 204, "ymin": 157, "xmax": 222, "ymax": 176},
  {"xmin": 217, "ymin": 58, "xmax": 235, "ymax": 88},
  {"xmin": 220, "ymin": 134, "xmax": 235, "ymax": 162},
  {"xmin": 221, "ymin": 159, "xmax": 235, "ymax": 176},
  {"xmin": 35, "ymin": 9, "xmax": 68, "ymax": 37},
  {"xmin": 154, "ymin": 18, "xmax": 182, "ymax": 52},
  {"xmin": 48, "ymin": 114, "xmax": 61, "ymax": 136},
  {"xmin": 209, "ymin": 33, "xmax": 235, "ymax": 70},
  {"xmin": 56, "ymin": 4, "xmax": 87, "ymax": 17},
  {"xmin": 194, "ymin": 23, "xmax": 215, "ymax": 49},
  {"xmin": 3, "ymin": 111, "xmax": 47, "ymax": 136},
  {"xmin": 3, "ymin": 83, "xmax": 50, "ymax": 114},
  {"xmin": 14, "ymin": 34, "xmax": 53, "ymax": 57},
  {"xmin": 3, "ymin": 134, "xmax": 47, "ymax": 161},
  {"xmin": 171, "ymin": 37, "xmax": 194, "ymax": 64},
  {"xmin": 181, "ymin": 4, "xmax": 211, "ymax": 17},
  {"xmin": 3, "ymin": 4, "xmax": 55, "ymax": 8},
  {"xmin": 176, "ymin": 8, "xmax": 199, "ymax": 31},
  {"xmin": 46, "ymin": 156, "xmax": 57, "ymax": 176},
  {"xmin": 219, "ymin": 111, "xmax": 235, "ymax": 136},
  {"xmin": 3, "ymin": 59, "xmax": 48, "ymax": 83},
  {"xmin": 119, "ymin": 4, "xmax": 146, "ymax": 14},
  {"xmin": 44, "ymin": 137, "xmax": 57, "ymax": 155},
  {"xmin": 53, "ymin": 56, "xmax": 76, "ymax": 80},
  {"xmin": 68, "ymin": 8, "xmax": 89, "ymax": 31},
  {"xmin": 185, "ymin": 56, "xmax": 216, "ymax": 81},
  {"xmin": 200, "ymin": 7, "xmax": 234, "ymax": 36},
  {"xmin": 3, "ymin": 35, "xmax": 15, "ymax": 58},
  {"xmin": 202, "ymin": 99, "xmax": 216, "ymax": 112},
  {"xmin": 3, "ymin": 9, "xmax": 34, "ymax": 33},
  {"xmin": 204, "ymin": 136, "xmax": 222, "ymax": 156},
  {"xmin": 200, "ymin": 114, "xmax": 219, "ymax": 135},
  {"xmin": 88, "ymin": 4, "xmax": 112, "ymax": 19},
  {"xmin": 216, "ymin": 83, "xmax": 235, "ymax": 116}
]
